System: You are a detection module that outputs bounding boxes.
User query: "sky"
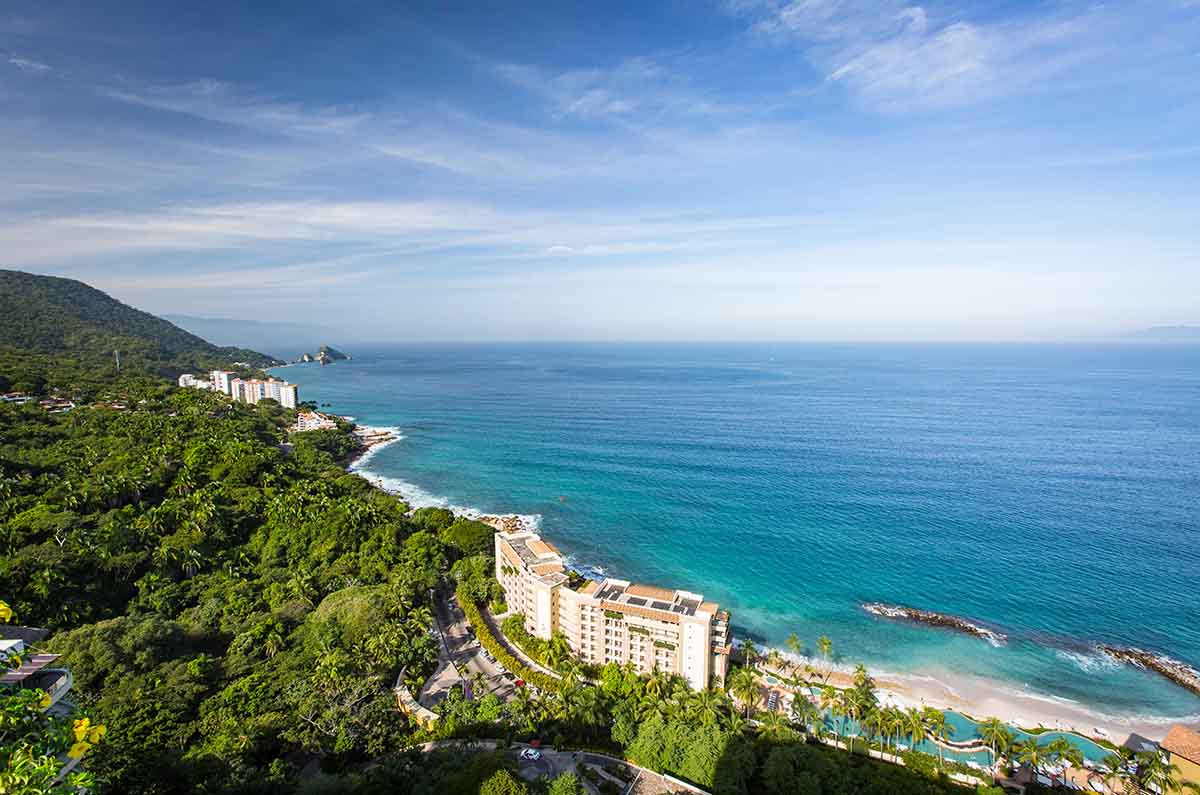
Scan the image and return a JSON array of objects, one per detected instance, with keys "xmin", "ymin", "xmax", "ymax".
[{"xmin": 2, "ymin": 0, "xmax": 1199, "ymax": 341}]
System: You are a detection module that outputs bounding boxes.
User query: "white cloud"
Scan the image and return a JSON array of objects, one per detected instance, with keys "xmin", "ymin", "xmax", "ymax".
[
  {"xmin": 6, "ymin": 55, "xmax": 50, "ymax": 73},
  {"xmin": 106, "ymin": 79, "xmax": 371, "ymax": 135},
  {"xmin": 738, "ymin": 0, "xmax": 1104, "ymax": 110}
]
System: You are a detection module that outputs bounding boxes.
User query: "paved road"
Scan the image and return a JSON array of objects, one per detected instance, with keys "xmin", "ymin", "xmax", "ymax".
[{"xmin": 420, "ymin": 586, "xmax": 517, "ymax": 708}]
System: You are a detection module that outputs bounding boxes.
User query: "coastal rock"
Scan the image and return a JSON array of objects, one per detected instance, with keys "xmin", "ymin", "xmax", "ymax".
[
  {"xmin": 478, "ymin": 515, "xmax": 533, "ymax": 534},
  {"xmin": 1097, "ymin": 645, "xmax": 1200, "ymax": 696},
  {"xmin": 863, "ymin": 602, "xmax": 1008, "ymax": 646}
]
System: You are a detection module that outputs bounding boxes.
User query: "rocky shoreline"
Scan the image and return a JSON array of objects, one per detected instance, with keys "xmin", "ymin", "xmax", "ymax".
[
  {"xmin": 863, "ymin": 603, "xmax": 1008, "ymax": 647},
  {"xmin": 1098, "ymin": 645, "xmax": 1200, "ymax": 697},
  {"xmin": 478, "ymin": 514, "xmax": 536, "ymax": 534}
]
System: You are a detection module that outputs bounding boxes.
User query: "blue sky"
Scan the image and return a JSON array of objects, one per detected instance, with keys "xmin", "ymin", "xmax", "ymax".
[{"xmin": 2, "ymin": 0, "xmax": 1199, "ymax": 341}]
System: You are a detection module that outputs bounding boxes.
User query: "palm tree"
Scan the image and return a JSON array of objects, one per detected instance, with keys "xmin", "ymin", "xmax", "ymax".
[
  {"xmin": 263, "ymin": 630, "xmax": 284, "ymax": 659},
  {"xmin": 729, "ymin": 667, "xmax": 759, "ymax": 717},
  {"xmin": 1015, "ymin": 735, "xmax": 1048, "ymax": 784},
  {"xmin": 1102, "ymin": 747, "xmax": 1139, "ymax": 795},
  {"xmin": 786, "ymin": 632, "xmax": 802, "ymax": 659},
  {"xmin": 840, "ymin": 689, "xmax": 863, "ymax": 751},
  {"xmin": 690, "ymin": 687, "xmax": 725, "ymax": 726},
  {"xmin": 924, "ymin": 708, "xmax": 954, "ymax": 770},
  {"xmin": 791, "ymin": 695, "xmax": 822, "ymax": 737},
  {"xmin": 977, "ymin": 717, "xmax": 1011, "ymax": 780},
  {"xmin": 885, "ymin": 707, "xmax": 907, "ymax": 762},
  {"xmin": 905, "ymin": 707, "xmax": 928, "ymax": 755},
  {"xmin": 726, "ymin": 711, "xmax": 749, "ymax": 736},
  {"xmin": 568, "ymin": 685, "xmax": 606, "ymax": 741},
  {"xmin": 1045, "ymin": 736, "xmax": 1083, "ymax": 787},
  {"xmin": 815, "ymin": 635, "xmax": 833, "ymax": 681},
  {"xmin": 1137, "ymin": 751, "xmax": 1180, "ymax": 795},
  {"xmin": 546, "ymin": 633, "xmax": 571, "ymax": 670},
  {"xmin": 756, "ymin": 710, "xmax": 792, "ymax": 741},
  {"xmin": 766, "ymin": 649, "xmax": 783, "ymax": 673},
  {"xmin": 863, "ymin": 709, "xmax": 887, "ymax": 754},
  {"xmin": 643, "ymin": 669, "xmax": 668, "ymax": 700},
  {"xmin": 820, "ymin": 687, "xmax": 845, "ymax": 746},
  {"xmin": 742, "ymin": 639, "xmax": 759, "ymax": 669}
]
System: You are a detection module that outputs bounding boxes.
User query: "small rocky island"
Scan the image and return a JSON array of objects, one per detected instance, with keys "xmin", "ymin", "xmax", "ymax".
[
  {"xmin": 1098, "ymin": 645, "xmax": 1200, "ymax": 696},
  {"xmin": 863, "ymin": 602, "xmax": 1008, "ymax": 646},
  {"xmin": 296, "ymin": 345, "xmax": 351, "ymax": 365}
]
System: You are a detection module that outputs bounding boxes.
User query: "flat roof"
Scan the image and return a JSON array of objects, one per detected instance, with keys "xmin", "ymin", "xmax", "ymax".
[{"xmin": 592, "ymin": 579, "xmax": 715, "ymax": 618}]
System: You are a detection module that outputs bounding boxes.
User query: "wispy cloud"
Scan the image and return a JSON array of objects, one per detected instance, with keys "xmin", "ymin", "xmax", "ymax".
[
  {"xmin": 6, "ymin": 55, "xmax": 50, "ymax": 73},
  {"xmin": 491, "ymin": 55, "xmax": 735, "ymax": 122},
  {"xmin": 733, "ymin": 0, "xmax": 1102, "ymax": 110},
  {"xmin": 106, "ymin": 79, "xmax": 371, "ymax": 135}
]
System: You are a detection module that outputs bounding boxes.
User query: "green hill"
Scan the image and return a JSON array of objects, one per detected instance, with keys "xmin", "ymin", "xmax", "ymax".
[{"xmin": 0, "ymin": 269, "xmax": 280, "ymax": 388}]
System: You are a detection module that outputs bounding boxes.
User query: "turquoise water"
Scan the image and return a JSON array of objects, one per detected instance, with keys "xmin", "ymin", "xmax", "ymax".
[
  {"xmin": 822, "ymin": 709, "xmax": 1110, "ymax": 765},
  {"xmin": 274, "ymin": 343, "xmax": 1200, "ymax": 724}
]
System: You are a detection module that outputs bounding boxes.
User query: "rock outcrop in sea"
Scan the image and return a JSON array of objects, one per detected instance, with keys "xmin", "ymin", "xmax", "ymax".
[
  {"xmin": 863, "ymin": 602, "xmax": 1008, "ymax": 647},
  {"xmin": 1097, "ymin": 645, "xmax": 1200, "ymax": 696}
]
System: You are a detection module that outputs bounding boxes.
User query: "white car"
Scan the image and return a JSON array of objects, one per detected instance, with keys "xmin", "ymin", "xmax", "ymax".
[{"xmin": 519, "ymin": 748, "xmax": 541, "ymax": 761}]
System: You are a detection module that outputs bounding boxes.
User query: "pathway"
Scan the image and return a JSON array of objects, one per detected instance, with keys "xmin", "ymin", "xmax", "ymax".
[{"xmin": 420, "ymin": 585, "xmax": 517, "ymax": 708}]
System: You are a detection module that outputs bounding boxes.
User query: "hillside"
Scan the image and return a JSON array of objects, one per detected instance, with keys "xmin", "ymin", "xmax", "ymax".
[{"xmin": 0, "ymin": 269, "xmax": 281, "ymax": 382}]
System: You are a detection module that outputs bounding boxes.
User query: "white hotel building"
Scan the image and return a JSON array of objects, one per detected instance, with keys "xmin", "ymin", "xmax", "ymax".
[
  {"xmin": 177, "ymin": 370, "xmax": 299, "ymax": 408},
  {"xmin": 495, "ymin": 529, "xmax": 731, "ymax": 690}
]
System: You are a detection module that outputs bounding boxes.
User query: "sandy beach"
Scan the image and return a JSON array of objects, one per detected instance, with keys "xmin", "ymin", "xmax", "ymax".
[{"xmin": 765, "ymin": 654, "xmax": 1200, "ymax": 744}]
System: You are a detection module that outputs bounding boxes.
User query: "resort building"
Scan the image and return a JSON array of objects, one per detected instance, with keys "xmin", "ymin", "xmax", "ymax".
[
  {"xmin": 181, "ymin": 372, "xmax": 299, "ymax": 408},
  {"xmin": 1161, "ymin": 724, "xmax": 1200, "ymax": 793},
  {"xmin": 494, "ymin": 529, "xmax": 731, "ymax": 690},
  {"xmin": 210, "ymin": 370, "xmax": 234, "ymax": 394},
  {"xmin": 290, "ymin": 411, "xmax": 338, "ymax": 433}
]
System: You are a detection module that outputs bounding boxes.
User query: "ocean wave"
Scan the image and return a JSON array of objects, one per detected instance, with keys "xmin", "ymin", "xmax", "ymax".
[
  {"xmin": 1055, "ymin": 649, "xmax": 1121, "ymax": 675},
  {"xmin": 347, "ymin": 426, "xmax": 404, "ymax": 469},
  {"xmin": 350, "ymin": 435, "xmax": 542, "ymax": 530},
  {"xmin": 997, "ymin": 685, "xmax": 1083, "ymax": 708}
]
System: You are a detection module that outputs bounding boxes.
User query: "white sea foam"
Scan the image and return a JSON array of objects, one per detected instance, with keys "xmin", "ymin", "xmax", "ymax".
[
  {"xmin": 347, "ymin": 425, "xmax": 404, "ymax": 469},
  {"xmin": 1056, "ymin": 649, "xmax": 1121, "ymax": 675},
  {"xmin": 350, "ymin": 433, "xmax": 542, "ymax": 530}
]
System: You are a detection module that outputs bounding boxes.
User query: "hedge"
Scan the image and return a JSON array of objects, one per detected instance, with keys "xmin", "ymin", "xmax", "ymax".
[{"xmin": 456, "ymin": 586, "xmax": 562, "ymax": 692}]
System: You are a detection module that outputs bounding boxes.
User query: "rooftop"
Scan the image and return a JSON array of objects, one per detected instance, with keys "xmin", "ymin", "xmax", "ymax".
[
  {"xmin": 1162, "ymin": 724, "xmax": 1200, "ymax": 763},
  {"xmin": 592, "ymin": 579, "xmax": 714, "ymax": 618}
]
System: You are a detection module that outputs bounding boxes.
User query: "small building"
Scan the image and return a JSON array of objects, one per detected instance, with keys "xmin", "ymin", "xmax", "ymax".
[
  {"xmin": 1, "ymin": 627, "xmax": 73, "ymax": 713},
  {"xmin": 1161, "ymin": 724, "xmax": 1200, "ymax": 793}
]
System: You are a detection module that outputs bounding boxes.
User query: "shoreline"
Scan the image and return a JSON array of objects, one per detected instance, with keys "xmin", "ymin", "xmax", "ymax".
[
  {"xmin": 777, "ymin": 654, "xmax": 1199, "ymax": 743},
  {"xmin": 330, "ymin": 413, "xmax": 1199, "ymax": 744}
]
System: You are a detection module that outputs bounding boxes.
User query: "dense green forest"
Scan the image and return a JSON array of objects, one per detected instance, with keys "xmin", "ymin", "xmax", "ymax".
[
  {"xmin": 0, "ymin": 269, "xmax": 280, "ymax": 388},
  {"xmin": 1, "ymin": 275, "xmax": 1007, "ymax": 794}
]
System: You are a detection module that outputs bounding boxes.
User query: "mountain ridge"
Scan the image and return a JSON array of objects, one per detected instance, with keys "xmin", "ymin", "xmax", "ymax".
[{"xmin": 0, "ymin": 269, "xmax": 280, "ymax": 380}]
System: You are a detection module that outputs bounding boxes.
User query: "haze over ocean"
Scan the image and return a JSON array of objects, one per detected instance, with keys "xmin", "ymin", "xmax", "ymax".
[{"xmin": 276, "ymin": 342, "xmax": 1200, "ymax": 722}]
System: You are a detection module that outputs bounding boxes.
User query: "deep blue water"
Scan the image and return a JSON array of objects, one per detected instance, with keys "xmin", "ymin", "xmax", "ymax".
[{"xmin": 274, "ymin": 343, "xmax": 1200, "ymax": 721}]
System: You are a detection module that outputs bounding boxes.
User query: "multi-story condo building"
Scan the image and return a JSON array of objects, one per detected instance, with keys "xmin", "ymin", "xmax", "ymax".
[
  {"xmin": 181, "ymin": 372, "xmax": 299, "ymax": 408},
  {"xmin": 495, "ymin": 529, "xmax": 731, "ymax": 690},
  {"xmin": 210, "ymin": 370, "xmax": 234, "ymax": 394}
]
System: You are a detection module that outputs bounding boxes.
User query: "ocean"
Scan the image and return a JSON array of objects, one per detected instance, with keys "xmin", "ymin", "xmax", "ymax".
[{"xmin": 273, "ymin": 343, "xmax": 1200, "ymax": 725}]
